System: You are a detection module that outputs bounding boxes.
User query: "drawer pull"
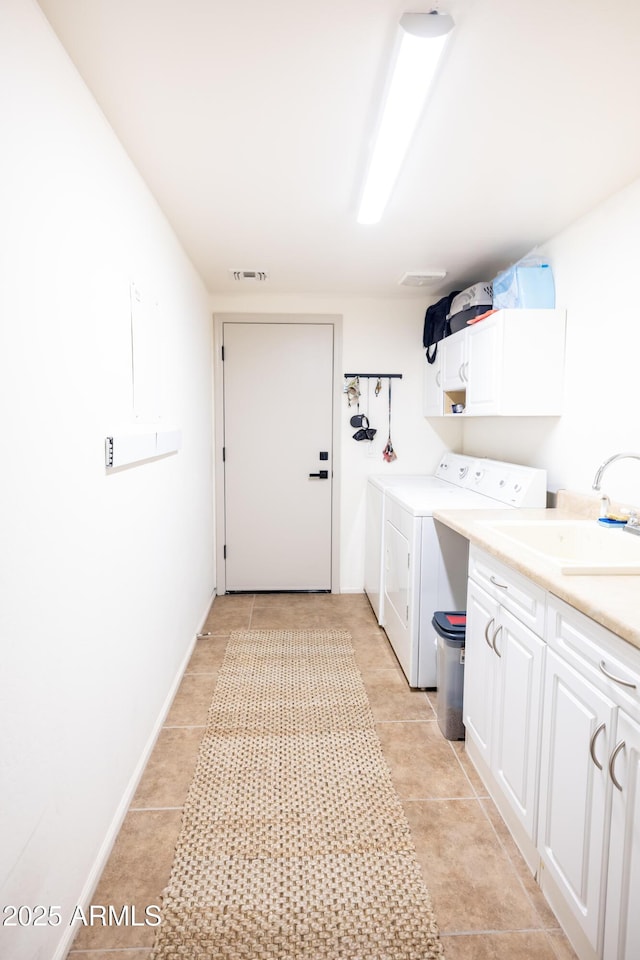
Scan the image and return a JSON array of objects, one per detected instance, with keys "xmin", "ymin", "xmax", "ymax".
[
  {"xmin": 484, "ymin": 617, "xmax": 495, "ymax": 649},
  {"xmin": 489, "ymin": 575, "xmax": 509, "ymax": 590},
  {"xmin": 589, "ymin": 722, "xmax": 606, "ymax": 770},
  {"xmin": 492, "ymin": 624, "xmax": 503, "ymax": 658},
  {"xmin": 599, "ymin": 660, "xmax": 637, "ymax": 689},
  {"xmin": 609, "ymin": 740, "xmax": 625, "ymax": 791}
]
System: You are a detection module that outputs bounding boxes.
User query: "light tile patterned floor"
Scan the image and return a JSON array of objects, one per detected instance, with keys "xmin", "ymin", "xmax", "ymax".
[{"xmin": 67, "ymin": 593, "xmax": 577, "ymax": 959}]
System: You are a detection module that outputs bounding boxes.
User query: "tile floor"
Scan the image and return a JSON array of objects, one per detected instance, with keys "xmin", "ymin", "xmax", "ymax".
[{"xmin": 67, "ymin": 593, "xmax": 577, "ymax": 960}]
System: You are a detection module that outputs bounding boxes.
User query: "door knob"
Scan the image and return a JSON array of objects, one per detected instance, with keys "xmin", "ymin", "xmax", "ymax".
[{"xmin": 309, "ymin": 470, "xmax": 329, "ymax": 479}]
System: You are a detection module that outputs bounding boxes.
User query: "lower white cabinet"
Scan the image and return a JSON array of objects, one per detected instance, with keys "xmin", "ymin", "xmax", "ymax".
[
  {"xmin": 603, "ymin": 709, "xmax": 640, "ymax": 960},
  {"xmin": 537, "ymin": 647, "xmax": 616, "ymax": 957},
  {"xmin": 464, "ymin": 551, "xmax": 546, "ymax": 866},
  {"xmin": 537, "ymin": 597, "xmax": 640, "ymax": 960},
  {"xmin": 463, "ymin": 549, "xmax": 640, "ymax": 960}
]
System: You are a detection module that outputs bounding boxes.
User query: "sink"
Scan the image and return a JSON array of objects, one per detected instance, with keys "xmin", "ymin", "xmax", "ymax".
[{"xmin": 484, "ymin": 520, "xmax": 640, "ymax": 575}]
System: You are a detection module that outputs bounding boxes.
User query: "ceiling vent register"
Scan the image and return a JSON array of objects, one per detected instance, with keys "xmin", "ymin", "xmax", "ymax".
[
  {"xmin": 399, "ymin": 271, "xmax": 447, "ymax": 286},
  {"xmin": 230, "ymin": 270, "xmax": 269, "ymax": 282}
]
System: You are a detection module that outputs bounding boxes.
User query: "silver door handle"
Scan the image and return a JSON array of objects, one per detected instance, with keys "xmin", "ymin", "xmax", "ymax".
[
  {"xmin": 589, "ymin": 721, "xmax": 606, "ymax": 770},
  {"xmin": 609, "ymin": 739, "xmax": 625, "ymax": 791},
  {"xmin": 489, "ymin": 575, "xmax": 509, "ymax": 590},
  {"xmin": 599, "ymin": 660, "xmax": 637, "ymax": 689},
  {"xmin": 492, "ymin": 624, "xmax": 503, "ymax": 658},
  {"xmin": 484, "ymin": 617, "xmax": 495, "ymax": 650}
]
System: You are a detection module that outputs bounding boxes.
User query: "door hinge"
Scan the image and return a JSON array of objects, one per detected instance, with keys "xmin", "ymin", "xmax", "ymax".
[
  {"xmin": 408, "ymin": 553, "xmax": 411, "ymax": 568},
  {"xmin": 221, "ymin": 345, "xmax": 225, "ymax": 361},
  {"xmin": 222, "ymin": 447, "xmax": 226, "ymax": 462},
  {"xmin": 223, "ymin": 545, "xmax": 227, "ymax": 559}
]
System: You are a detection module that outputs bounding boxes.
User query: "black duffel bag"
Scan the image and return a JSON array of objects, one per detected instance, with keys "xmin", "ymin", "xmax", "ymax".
[{"xmin": 423, "ymin": 291, "xmax": 460, "ymax": 364}]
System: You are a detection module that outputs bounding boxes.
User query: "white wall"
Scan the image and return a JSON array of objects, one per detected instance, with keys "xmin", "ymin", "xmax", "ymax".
[
  {"xmin": 210, "ymin": 294, "xmax": 462, "ymax": 591},
  {"xmin": 462, "ymin": 177, "xmax": 640, "ymax": 509},
  {"xmin": 0, "ymin": 2, "xmax": 215, "ymax": 958}
]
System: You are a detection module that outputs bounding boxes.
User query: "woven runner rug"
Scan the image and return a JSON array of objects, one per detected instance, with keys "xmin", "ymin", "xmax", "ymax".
[{"xmin": 150, "ymin": 628, "xmax": 444, "ymax": 959}]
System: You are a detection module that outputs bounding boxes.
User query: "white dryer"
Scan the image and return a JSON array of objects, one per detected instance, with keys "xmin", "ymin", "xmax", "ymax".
[
  {"xmin": 365, "ymin": 453, "xmax": 547, "ymax": 688},
  {"xmin": 364, "ymin": 471, "xmax": 458, "ymax": 625}
]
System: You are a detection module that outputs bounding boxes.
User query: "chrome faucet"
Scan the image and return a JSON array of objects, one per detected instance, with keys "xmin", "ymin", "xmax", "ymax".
[
  {"xmin": 592, "ymin": 452, "xmax": 640, "ymax": 491},
  {"xmin": 592, "ymin": 452, "xmax": 640, "ymax": 535}
]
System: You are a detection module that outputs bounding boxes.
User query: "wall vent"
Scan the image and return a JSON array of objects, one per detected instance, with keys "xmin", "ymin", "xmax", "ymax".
[
  {"xmin": 229, "ymin": 270, "xmax": 269, "ymax": 282},
  {"xmin": 399, "ymin": 270, "xmax": 447, "ymax": 287}
]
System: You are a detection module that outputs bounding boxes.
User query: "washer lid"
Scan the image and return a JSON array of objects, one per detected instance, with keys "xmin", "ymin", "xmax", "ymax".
[
  {"xmin": 368, "ymin": 474, "xmax": 450, "ymax": 493},
  {"xmin": 384, "ymin": 484, "xmax": 501, "ymax": 516}
]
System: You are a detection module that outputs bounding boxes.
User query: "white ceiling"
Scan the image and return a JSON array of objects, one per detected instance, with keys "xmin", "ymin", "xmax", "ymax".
[{"xmin": 36, "ymin": 0, "xmax": 640, "ymax": 298}]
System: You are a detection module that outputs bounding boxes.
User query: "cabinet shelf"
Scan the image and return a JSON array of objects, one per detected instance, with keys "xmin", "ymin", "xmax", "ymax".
[{"xmin": 443, "ymin": 390, "xmax": 465, "ymax": 415}]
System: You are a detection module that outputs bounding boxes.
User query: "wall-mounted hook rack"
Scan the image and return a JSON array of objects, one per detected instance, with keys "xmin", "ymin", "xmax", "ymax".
[{"xmin": 343, "ymin": 373, "xmax": 403, "ymax": 379}]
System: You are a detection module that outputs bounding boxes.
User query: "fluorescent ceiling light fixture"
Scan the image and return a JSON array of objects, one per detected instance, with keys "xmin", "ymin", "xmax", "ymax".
[{"xmin": 357, "ymin": 11, "xmax": 454, "ymax": 225}]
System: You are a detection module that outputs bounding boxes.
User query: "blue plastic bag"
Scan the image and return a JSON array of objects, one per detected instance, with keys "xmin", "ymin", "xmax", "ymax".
[{"xmin": 492, "ymin": 258, "xmax": 555, "ymax": 310}]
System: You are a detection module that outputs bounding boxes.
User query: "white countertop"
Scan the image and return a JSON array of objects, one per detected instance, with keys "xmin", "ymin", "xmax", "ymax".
[{"xmin": 433, "ymin": 500, "xmax": 640, "ymax": 650}]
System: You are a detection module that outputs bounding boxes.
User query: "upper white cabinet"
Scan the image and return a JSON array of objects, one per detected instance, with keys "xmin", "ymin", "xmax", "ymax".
[
  {"xmin": 423, "ymin": 308, "xmax": 566, "ymax": 417},
  {"xmin": 441, "ymin": 327, "xmax": 468, "ymax": 392},
  {"xmin": 422, "ymin": 347, "xmax": 443, "ymax": 416}
]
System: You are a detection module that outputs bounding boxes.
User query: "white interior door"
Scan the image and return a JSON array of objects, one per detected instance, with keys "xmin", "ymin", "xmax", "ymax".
[{"xmin": 222, "ymin": 321, "xmax": 334, "ymax": 591}]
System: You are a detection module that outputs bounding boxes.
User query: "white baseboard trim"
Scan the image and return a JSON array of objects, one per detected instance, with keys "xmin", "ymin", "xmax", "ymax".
[{"xmin": 54, "ymin": 588, "xmax": 215, "ymax": 960}]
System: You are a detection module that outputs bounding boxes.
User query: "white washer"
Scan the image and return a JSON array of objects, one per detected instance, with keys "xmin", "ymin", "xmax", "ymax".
[{"xmin": 365, "ymin": 453, "xmax": 547, "ymax": 688}]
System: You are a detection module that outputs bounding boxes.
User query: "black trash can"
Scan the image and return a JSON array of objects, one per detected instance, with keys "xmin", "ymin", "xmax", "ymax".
[{"xmin": 432, "ymin": 611, "xmax": 466, "ymax": 740}]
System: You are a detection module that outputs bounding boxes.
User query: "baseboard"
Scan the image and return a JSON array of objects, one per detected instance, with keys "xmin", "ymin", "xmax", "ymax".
[
  {"xmin": 465, "ymin": 737, "xmax": 539, "ymax": 874},
  {"xmin": 54, "ymin": 589, "xmax": 215, "ymax": 960},
  {"xmin": 465, "ymin": 736, "xmax": 597, "ymax": 960},
  {"xmin": 538, "ymin": 863, "xmax": 599, "ymax": 960}
]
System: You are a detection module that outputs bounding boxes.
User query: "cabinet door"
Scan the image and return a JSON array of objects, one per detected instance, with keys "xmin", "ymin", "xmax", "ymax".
[
  {"xmin": 603, "ymin": 710, "xmax": 640, "ymax": 960},
  {"xmin": 382, "ymin": 518, "xmax": 413, "ymax": 682},
  {"xmin": 464, "ymin": 578, "xmax": 499, "ymax": 765},
  {"xmin": 465, "ymin": 313, "xmax": 502, "ymax": 415},
  {"xmin": 423, "ymin": 353, "xmax": 443, "ymax": 416},
  {"xmin": 538, "ymin": 648, "xmax": 616, "ymax": 954},
  {"xmin": 441, "ymin": 329, "xmax": 467, "ymax": 391},
  {"xmin": 492, "ymin": 607, "xmax": 545, "ymax": 839}
]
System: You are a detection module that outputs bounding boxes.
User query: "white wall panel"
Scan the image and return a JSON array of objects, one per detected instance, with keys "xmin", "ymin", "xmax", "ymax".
[{"xmin": 0, "ymin": 3, "xmax": 214, "ymax": 957}]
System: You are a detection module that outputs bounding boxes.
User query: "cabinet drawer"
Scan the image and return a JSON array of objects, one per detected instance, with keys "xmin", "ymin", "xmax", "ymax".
[
  {"xmin": 547, "ymin": 596, "xmax": 640, "ymax": 720},
  {"xmin": 469, "ymin": 545, "xmax": 546, "ymax": 637}
]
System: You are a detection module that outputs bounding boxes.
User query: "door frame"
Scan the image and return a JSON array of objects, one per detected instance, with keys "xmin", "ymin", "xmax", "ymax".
[{"xmin": 213, "ymin": 312, "xmax": 342, "ymax": 595}]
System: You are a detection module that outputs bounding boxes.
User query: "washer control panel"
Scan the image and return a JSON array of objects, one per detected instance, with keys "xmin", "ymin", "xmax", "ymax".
[{"xmin": 435, "ymin": 453, "xmax": 546, "ymax": 508}]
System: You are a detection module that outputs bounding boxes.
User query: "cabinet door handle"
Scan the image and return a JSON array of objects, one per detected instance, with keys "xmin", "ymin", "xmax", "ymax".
[
  {"xmin": 489, "ymin": 575, "xmax": 509, "ymax": 590},
  {"xmin": 609, "ymin": 739, "xmax": 625, "ymax": 791},
  {"xmin": 492, "ymin": 624, "xmax": 503, "ymax": 658},
  {"xmin": 436, "ymin": 371, "xmax": 441, "ymax": 387},
  {"xmin": 463, "ymin": 360, "xmax": 469, "ymax": 381},
  {"xmin": 599, "ymin": 660, "xmax": 637, "ymax": 689},
  {"xmin": 484, "ymin": 617, "xmax": 495, "ymax": 650},
  {"xmin": 589, "ymin": 721, "xmax": 606, "ymax": 770},
  {"xmin": 458, "ymin": 362, "xmax": 465, "ymax": 380}
]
